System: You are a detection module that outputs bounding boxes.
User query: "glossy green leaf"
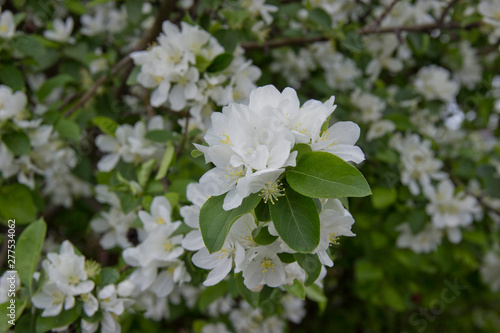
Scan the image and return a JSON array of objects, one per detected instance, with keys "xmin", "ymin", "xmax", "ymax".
[
  {"xmin": 206, "ymin": 53, "xmax": 234, "ymax": 73},
  {"xmin": 93, "ymin": 116, "xmax": 118, "ymax": 136},
  {"xmin": 200, "ymin": 194, "xmax": 261, "ymax": 253},
  {"xmin": 3, "ymin": 132, "xmax": 31, "ymax": 156},
  {"xmin": 269, "ymin": 186, "xmax": 320, "ymax": 253},
  {"xmin": 252, "ymin": 226, "xmax": 278, "ymax": 245},
  {"xmin": 294, "ymin": 253, "xmax": 322, "ymax": 286},
  {"xmin": 16, "ymin": 218, "xmax": 47, "ymax": 294},
  {"xmin": 287, "ymin": 152, "xmax": 371, "ymax": 199},
  {"xmin": 0, "ymin": 184, "xmax": 37, "ymax": 225}
]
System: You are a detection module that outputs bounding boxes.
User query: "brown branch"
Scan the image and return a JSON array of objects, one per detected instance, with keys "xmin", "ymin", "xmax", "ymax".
[
  {"xmin": 241, "ymin": 21, "xmax": 482, "ymax": 50},
  {"xmin": 361, "ymin": 0, "xmax": 399, "ymax": 33},
  {"xmin": 437, "ymin": 0, "xmax": 460, "ymax": 24},
  {"xmin": 241, "ymin": 35, "xmax": 328, "ymax": 50},
  {"xmin": 62, "ymin": 0, "xmax": 178, "ymax": 117}
]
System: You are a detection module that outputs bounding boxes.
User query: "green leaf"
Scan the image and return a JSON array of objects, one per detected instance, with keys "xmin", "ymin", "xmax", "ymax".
[
  {"xmin": 371, "ymin": 187, "xmax": 397, "ymax": 209},
  {"xmin": 100, "ymin": 267, "xmax": 120, "ymax": 287},
  {"xmin": 200, "ymin": 194, "xmax": 261, "ymax": 253},
  {"xmin": 145, "ymin": 130, "xmax": 173, "ymax": 143},
  {"xmin": 0, "ymin": 64, "xmax": 25, "ymax": 91},
  {"xmin": 125, "ymin": 0, "xmax": 142, "ymax": 24},
  {"xmin": 54, "ymin": 117, "xmax": 81, "ymax": 143},
  {"xmin": 2, "ymin": 132, "xmax": 31, "ymax": 156},
  {"xmin": 278, "ymin": 252, "xmax": 296, "ymax": 264},
  {"xmin": 287, "ymin": 152, "xmax": 371, "ymax": 199},
  {"xmin": 16, "ymin": 218, "xmax": 47, "ymax": 294},
  {"xmin": 155, "ymin": 141, "xmax": 175, "ymax": 180},
  {"xmin": 206, "ymin": 53, "xmax": 234, "ymax": 73},
  {"xmin": 119, "ymin": 193, "xmax": 140, "ymax": 214},
  {"xmin": 191, "ymin": 149, "xmax": 204, "ymax": 158},
  {"xmin": 37, "ymin": 75, "xmax": 73, "ymax": 102},
  {"xmin": 254, "ymin": 200, "xmax": 271, "ymax": 222},
  {"xmin": 342, "ymin": 31, "xmax": 365, "ymax": 53},
  {"xmin": 126, "ymin": 66, "xmax": 141, "ymax": 85},
  {"xmin": 195, "ymin": 55, "xmax": 212, "ymax": 72},
  {"xmin": 291, "ymin": 143, "xmax": 312, "ymax": 162},
  {"xmin": 197, "ymin": 281, "xmax": 228, "ymax": 312},
  {"xmin": 0, "ymin": 297, "xmax": 27, "ymax": 332},
  {"xmin": 93, "ymin": 116, "xmax": 118, "ymax": 136},
  {"xmin": 308, "ymin": 8, "xmax": 332, "ymax": 29},
  {"xmin": 137, "ymin": 159, "xmax": 157, "ymax": 187},
  {"xmin": 11, "ymin": 35, "xmax": 46, "ymax": 58},
  {"xmin": 305, "ymin": 284, "xmax": 327, "ymax": 303},
  {"xmin": 339, "ymin": 197, "xmax": 349, "ymax": 210},
  {"xmin": 269, "ymin": 186, "xmax": 320, "ymax": 253},
  {"xmin": 407, "ymin": 32, "xmax": 429, "ymax": 56},
  {"xmin": 284, "ymin": 279, "xmax": 306, "ymax": 300},
  {"xmin": 252, "ymin": 226, "xmax": 278, "ymax": 245},
  {"xmin": 36, "ymin": 302, "xmax": 81, "ymax": 333},
  {"xmin": 407, "ymin": 209, "xmax": 428, "ymax": 234},
  {"xmin": 65, "ymin": 0, "xmax": 87, "ymax": 15},
  {"xmin": 235, "ymin": 273, "xmax": 259, "ymax": 309},
  {"xmin": 213, "ymin": 30, "xmax": 241, "ymax": 53},
  {"xmin": 294, "ymin": 253, "xmax": 322, "ymax": 286},
  {"xmin": 0, "ymin": 184, "xmax": 37, "ymax": 224}
]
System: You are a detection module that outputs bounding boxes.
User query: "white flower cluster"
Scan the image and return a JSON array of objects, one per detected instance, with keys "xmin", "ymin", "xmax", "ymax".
[
  {"xmin": 196, "ymin": 84, "xmax": 364, "ymax": 211},
  {"xmin": 90, "ymin": 185, "xmax": 137, "ymax": 249},
  {"xmin": 95, "ymin": 116, "xmax": 166, "ymax": 172},
  {"xmin": 31, "ymin": 241, "xmax": 133, "ymax": 333},
  {"xmin": 184, "ymin": 183, "xmax": 355, "ymax": 290},
  {"xmin": 414, "ymin": 65, "xmax": 460, "ymax": 103},
  {"xmin": 120, "ymin": 196, "xmax": 191, "ymax": 315},
  {"xmin": 390, "ymin": 132, "xmax": 447, "ymax": 196},
  {"xmin": 131, "ymin": 21, "xmax": 260, "ymax": 130},
  {"xmin": 0, "ymin": 85, "xmax": 90, "ymax": 207},
  {"xmin": 80, "ymin": 3, "xmax": 128, "ymax": 36}
]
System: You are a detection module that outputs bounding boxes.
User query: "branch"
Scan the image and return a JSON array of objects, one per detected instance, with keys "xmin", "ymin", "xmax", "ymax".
[
  {"xmin": 361, "ymin": 0, "xmax": 399, "ymax": 33},
  {"xmin": 437, "ymin": 0, "xmax": 460, "ymax": 24},
  {"xmin": 62, "ymin": 0, "xmax": 178, "ymax": 117},
  {"xmin": 241, "ymin": 21, "xmax": 482, "ymax": 50}
]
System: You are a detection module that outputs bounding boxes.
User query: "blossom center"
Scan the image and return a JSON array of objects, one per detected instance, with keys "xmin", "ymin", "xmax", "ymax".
[
  {"xmin": 261, "ymin": 259, "xmax": 274, "ymax": 273},
  {"xmin": 259, "ymin": 180, "xmax": 284, "ymax": 204}
]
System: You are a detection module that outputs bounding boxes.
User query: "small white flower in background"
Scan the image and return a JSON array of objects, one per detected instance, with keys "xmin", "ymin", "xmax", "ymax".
[
  {"xmin": 207, "ymin": 294, "xmax": 235, "ymax": 317},
  {"xmin": 424, "ymin": 180, "xmax": 482, "ymax": 243},
  {"xmin": 350, "ymin": 89, "xmax": 386, "ymax": 123},
  {"xmin": 90, "ymin": 206, "xmax": 137, "ymax": 249},
  {"xmin": 390, "ymin": 132, "xmax": 447, "ymax": 195},
  {"xmin": 138, "ymin": 196, "xmax": 174, "ymax": 233},
  {"xmin": 396, "ymin": 223, "xmax": 443, "ymax": 253},
  {"xmin": 270, "ymin": 48, "xmax": 315, "ymax": 88},
  {"xmin": 414, "ymin": 65, "xmax": 459, "ymax": 103},
  {"xmin": 241, "ymin": 0, "xmax": 278, "ymax": 25},
  {"xmin": 478, "ymin": 0, "xmax": 500, "ymax": 43},
  {"xmin": 0, "ymin": 9, "xmax": 15, "ymax": 39},
  {"xmin": 81, "ymin": 293, "xmax": 99, "ymax": 317},
  {"xmin": 281, "ymin": 294, "xmax": 306, "ymax": 324},
  {"xmin": 96, "ymin": 116, "xmax": 165, "ymax": 172},
  {"xmin": 80, "ymin": 3, "xmax": 127, "ymax": 36},
  {"xmin": 43, "ymin": 17, "xmax": 75, "ymax": 43},
  {"xmin": 480, "ymin": 251, "xmax": 500, "ymax": 291},
  {"xmin": 367, "ymin": 120, "xmax": 396, "ymax": 141},
  {"xmin": 0, "ymin": 85, "xmax": 27, "ymax": 121}
]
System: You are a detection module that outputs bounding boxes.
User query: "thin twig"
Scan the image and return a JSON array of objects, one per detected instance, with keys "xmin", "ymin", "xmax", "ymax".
[
  {"xmin": 361, "ymin": 0, "xmax": 399, "ymax": 33},
  {"xmin": 241, "ymin": 21, "xmax": 482, "ymax": 50},
  {"xmin": 437, "ymin": 0, "xmax": 460, "ymax": 24}
]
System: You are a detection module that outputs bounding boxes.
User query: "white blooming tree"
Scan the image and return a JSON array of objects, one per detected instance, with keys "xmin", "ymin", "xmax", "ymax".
[{"xmin": 1, "ymin": 0, "xmax": 500, "ymax": 333}]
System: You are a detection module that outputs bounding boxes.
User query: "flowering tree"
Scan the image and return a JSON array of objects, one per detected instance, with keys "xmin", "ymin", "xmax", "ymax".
[{"xmin": 0, "ymin": 0, "xmax": 500, "ymax": 332}]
